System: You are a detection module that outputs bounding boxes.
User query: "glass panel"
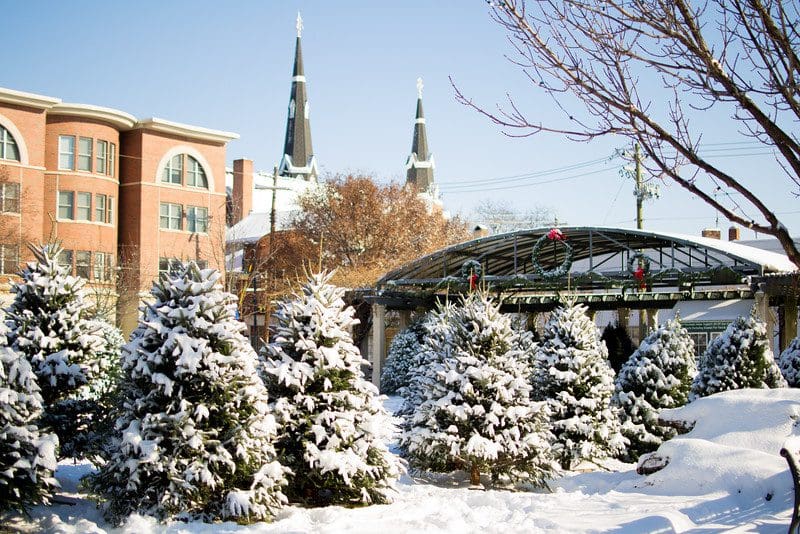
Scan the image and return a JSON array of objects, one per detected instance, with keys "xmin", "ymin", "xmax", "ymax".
[
  {"xmin": 109, "ymin": 143, "xmax": 116, "ymax": 177},
  {"xmin": 187, "ymin": 156, "xmax": 208, "ymax": 188},
  {"xmin": 95, "ymin": 194, "xmax": 106, "ymax": 222},
  {"xmin": 58, "ymin": 191, "xmax": 74, "ymax": 219},
  {"xmin": 76, "ymin": 251, "xmax": 91, "ymax": 279},
  {"xmin": 93, "ymin": 252, "xmax": 105, "ymax": 280},
  {"xmin": 107, "ymin": 196, "xmax": 114, "ymax": 224},
  {"xmin": 159, "ymin": 203, "xmax": 169, "ymax": 228},
  {"xmin": 57, "ymin": 249, "xmax": 73, "ymax": 273},
  {"xmin": 187, "ymin": 206, "xmax": 208, "ymax": 233},
  {"xmin": 96, "ymin": 140, "xmax": 107, "ymax": 175},
  {"xmin": 0, "ymin": 244, "xmax": 18, "ymax": 274},
  {"xmin": 2, "ymin": 183, "xmax": 19, "ymax": 213},
  {"xmin": 59, "ymin": 136, "xmax": 75, "ymax": 170},
  {"xmin": 78, "ymin": 137, "xmax": 92, "ymax": 171},
  {"xmin": 77, "ymin": 192, "xmax": 92, "ymax": 221}
]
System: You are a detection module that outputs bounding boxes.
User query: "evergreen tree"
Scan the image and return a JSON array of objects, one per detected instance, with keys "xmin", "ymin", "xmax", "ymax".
[
  {"xmin": 534, "ymin": 303, "xmax": 626, "ymax": 470},
  {"xmin": 779, "ymin": 336, "xmax": 800, "ymax": 387},
  {"xmin": 691, "ymin": 310, "xmax": 786, "ymax": 400},
  {"xmin": 0, "ymin": 321, "xmax": 59, "ymax": 513},
  {"xmin": 613, "ymin": 318, "xmax": 696, "ymax": 459},
  {"xmin": 401, "ymin": 293, "xmax": 554, "ymax": 487},
  {"xmin": 89, "ymin": 263, "xmax": 287, "ymax": 525},
  {"xmin": 4, "ymin": 243, "xmax": 104, "ymax": 457},
  {"xmin": 601, "ymin": 321, "xmax": 637, "ymax": 374},
  {"xmin": 260, "ymin": 271, "xmax": 399, "ymax": 506},
  {"xmin": 381, "ymin": 319, "xmax": 427, "ymax": 394}
]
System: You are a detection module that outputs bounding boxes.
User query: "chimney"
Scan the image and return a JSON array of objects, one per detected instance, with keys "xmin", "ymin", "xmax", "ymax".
[
  {"xmin": 473, "ymin": 224, "xmax": 489, "ymax": 239},
  {"xmin": 701, "ymin": 228, "xmax": 721, "ymax": 240},
  {"xmin": 728, "ymin": 225, "xmax": 740, "ymax": 241},
  {"xmin": 231, "ymin": 159, "xmax": 253, "ymax": 225}
]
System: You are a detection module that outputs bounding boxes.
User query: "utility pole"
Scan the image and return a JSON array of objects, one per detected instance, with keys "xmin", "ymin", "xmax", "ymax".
[{"xmin": 635, "ymin": 143, "xmax": 643, "ymax": 230}]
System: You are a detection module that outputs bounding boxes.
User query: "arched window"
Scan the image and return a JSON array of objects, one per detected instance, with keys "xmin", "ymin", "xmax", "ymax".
[
  {"xmin": 160, "ymin": 154, "xmax": 208, "ymax": 188},
  {"xmin": 0, "ymin": 125, "xmax": 20, "ymax": 161}
]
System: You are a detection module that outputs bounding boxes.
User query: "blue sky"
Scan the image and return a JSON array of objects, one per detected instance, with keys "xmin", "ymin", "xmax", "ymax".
[{"xmin": 3, "ymin": 1, "xmax": 797, "ymax": 238}]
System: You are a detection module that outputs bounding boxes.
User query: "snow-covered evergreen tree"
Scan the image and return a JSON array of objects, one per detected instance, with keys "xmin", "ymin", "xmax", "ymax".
[
  {"xmin": 613, "ymin": 318, "xmax": 696, "ymax": 459},
  {"xmin": 381, "ymin": 319, "xmax": 427, "ymax": 394},
  {"xmin": 401, "ymin": 293, "xmax": 554, "ymax": 487},
  {"xmin": 779, "ymin": 336, "xmax": 800, "ymax": 387},
  {"xmin": 534, "ymin": 303, "xmax": 626, "ymax": 470},
  {"xmin": 89, "ymin": 263, "xmax": 287, "ymax": 525},
  {"xmin": 691, "ymin": 310, "xmax": 786, "ymax": 400},
  {"xmin": 260, "ymin": 271, "xmax": 399, "ymax": 506},
  {"xmin": 0, "ymin": 320, "xmax": 59, "ymax": 513},
  {"xmin": 4, "ymin": 243, "xmax": 104, "ymax": 457}
]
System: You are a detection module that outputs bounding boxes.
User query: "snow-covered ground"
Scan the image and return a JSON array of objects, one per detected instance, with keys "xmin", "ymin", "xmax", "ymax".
[{"xmin": 6, "ymin": 389, "xmax": 798, "ymax": 533}]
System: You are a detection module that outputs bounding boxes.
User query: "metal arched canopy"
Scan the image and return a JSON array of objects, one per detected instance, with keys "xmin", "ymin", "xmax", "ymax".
[{"xmin": 377, "ymin": 226, "xmax": 796, "ymax": 291}]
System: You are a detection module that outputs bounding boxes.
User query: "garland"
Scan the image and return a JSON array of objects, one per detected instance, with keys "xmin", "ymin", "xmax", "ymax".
[
  {"xmin": 532, "ymin": 229, "xmax": 574, "ymax": 279},
  {"xmin": 628, "ymin": 252, "xmax": 651, "ymax": 289}
]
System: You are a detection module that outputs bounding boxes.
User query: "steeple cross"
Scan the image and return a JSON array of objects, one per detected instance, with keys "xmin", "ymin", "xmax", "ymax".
[
  {"xmin": 296, "ymin": 12, "xmax": 303, "ymax": 37},
  {"xmin": 417, "ymin": 77, "xmax": 424, "ymax": 99}
]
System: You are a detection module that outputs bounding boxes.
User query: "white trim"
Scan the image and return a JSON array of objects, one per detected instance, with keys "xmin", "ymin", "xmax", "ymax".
[
  {"xmin": 154, "ymin": 146, "xmax": 217, "ymax": 191},
  {"xmin": 405, "ymin": 153, "xmax": 436, "ymax": 170},
  {"xmin": 50, "ymin": 103, "xmax": 136, "ymax": 130},
  {"xmin": 0, "ymin": 87, "xmax": 61, "ymax": 109},
  {"xmin": 135, "ymin": 118, "xmax": 239, "ymax": 143},
  {"xmin": 292, "ymin": 75, "xmax": 306, "ymax": 83},
  {"xmin": 119, "ymin": 180, "xmax": 227, "ymax": 196},
  {"xmin": 279, "ymin": 154, "xmax": 318, "ymax": 178},
  {"xmin": 415, "ymin": 118, "xmax": 426, "ymax": 124},
  {"xmin": 43, "ymin": 171, "xmax": 119, "ymax": 186},
  {"xmin": 0, "ymin": 112, "xmax": 29, "ymax": 165}
]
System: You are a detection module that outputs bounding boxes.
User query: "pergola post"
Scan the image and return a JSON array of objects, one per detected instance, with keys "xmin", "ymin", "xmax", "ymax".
[
  {"xmin": 371, "ymin": 303, "xmax": 387, "ymax": 388},
  {"xmin": 618, "ymin": 307, "xmax": 630, "ymax": 332},
  {"xmin": 780, "ymin": 295, "xmax": 798, "ymax": 353},
  {"xmin": 755, "ymin": 289, "xmax": 776, "ymax": 353},
  {"xmin": 398, "ymin": 309, "xmax": 412, "ymax": 332},
  {"xmin": 646, "ymin": 309, "xmax": 659, "ymax": 332}
]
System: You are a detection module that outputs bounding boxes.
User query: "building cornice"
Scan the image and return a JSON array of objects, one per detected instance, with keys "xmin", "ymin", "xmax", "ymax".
[
  {"xmin": 50, "ymin": 103, "xmax": 137, "ymax": 130},
  {"xmin": 134, "ymin": 117, "xmax": 239, "ymax": 144},
  {"xmin": 0, "ymin": 87, "xmax": 61, "ymax": 110}
]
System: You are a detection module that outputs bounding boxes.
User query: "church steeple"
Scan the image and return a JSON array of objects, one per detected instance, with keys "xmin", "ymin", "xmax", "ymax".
[
  {"xmin": 405, "ymin": 77, "xmax": 435, "ymax": 194},
  {"xmin": 279, "ymin": 13, "xmax": 318, "ymax": 181}
]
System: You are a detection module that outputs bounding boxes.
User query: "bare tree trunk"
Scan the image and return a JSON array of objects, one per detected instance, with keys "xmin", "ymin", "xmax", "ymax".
[{"xmin": 470, "ymin": 463, "xmax": 481, "ymax": 487}]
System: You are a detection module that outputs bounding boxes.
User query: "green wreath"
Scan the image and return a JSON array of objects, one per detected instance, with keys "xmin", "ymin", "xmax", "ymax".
[
  {"xmin": 532, "ymin": 234, "xmax": 574, "ymax": 279},
  {"xmin": 461, "ymin": 259, "xmax": 482, "ymax": 279},
  {"xmin": 627, "ymin": 253, "xmax": 651, "ymax": 275}
]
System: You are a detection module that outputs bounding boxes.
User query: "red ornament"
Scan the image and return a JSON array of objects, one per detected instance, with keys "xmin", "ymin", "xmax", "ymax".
[
  {"xmin": 633, "ymin": 266, "xmax": 645, "ymax": 280},
  {"xmin": 469, "ymin": 273, "xmax": 479, "ymax": 290},
  {"xmin": 547, "ymin": 228, "xmax": 565, "ymax": 241}
]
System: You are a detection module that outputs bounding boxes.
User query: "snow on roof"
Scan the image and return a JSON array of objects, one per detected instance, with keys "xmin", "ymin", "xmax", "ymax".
[
  {"xmin": 670, "ymin": 299, "xmax": 753, "ymax": 323},
  {"xmin": 226, "ymin": 210, "xmax": 297, "ymax": 245}
]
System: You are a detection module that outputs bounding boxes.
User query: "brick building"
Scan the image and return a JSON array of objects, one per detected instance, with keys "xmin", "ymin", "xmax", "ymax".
[{"xmin": 0, "ymin": 86, "xmax": 238, "ymax": 335}]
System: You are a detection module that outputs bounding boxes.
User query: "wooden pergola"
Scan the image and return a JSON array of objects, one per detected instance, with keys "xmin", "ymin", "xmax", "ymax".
[{"xmin": 356, "ymin": 227, "xmax": 798, "ymax": 386}]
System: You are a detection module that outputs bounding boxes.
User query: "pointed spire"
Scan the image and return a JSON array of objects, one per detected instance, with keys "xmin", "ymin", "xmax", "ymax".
[
  {"xmin": 406, "ymin": 77, "xmax": 435, "ymax": 195},
  {"xmin": 279, "ymin": 12, "xmax": 317, "ymax": 182}
]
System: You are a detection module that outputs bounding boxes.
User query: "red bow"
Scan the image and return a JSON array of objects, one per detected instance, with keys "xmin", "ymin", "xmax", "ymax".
[
  {"xmin": 469, "ymin": 273, "xmax": 478, "ymax": 290},
  {"xmin": 547, "ymin": 228, "xmax": 565, "ymax": 241}
]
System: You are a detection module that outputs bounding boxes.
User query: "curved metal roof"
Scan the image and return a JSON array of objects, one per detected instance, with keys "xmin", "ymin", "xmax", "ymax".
[{"xmin": 378, "ymin": 226, "xmax": 796, "ymax": 289}]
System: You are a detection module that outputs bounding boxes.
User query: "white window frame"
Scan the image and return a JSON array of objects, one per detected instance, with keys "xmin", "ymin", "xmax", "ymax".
[
  {"xmin": 78, "ymin": 137, "xmax": 93, "ymax": 172},
  {"xmin": 109, "ymin": 143, "xmax": 116, "ymax": 177},
  {"xmin": 162, "ymin": 154, "xmax": 183, "ymax": 185},
  {"xmin": 0, "ymin": 183, "xmax": 20, "ymax": 213},
  {"xmin": 0, "ymin": 125, "xmax": 20, "ymax": 161},
  {"xmin": 75, "ymin": 250, "xmax": 91, "ymax": 279},
  {"xmin": 58, "ymin": 191, "xmax": 74, "ymax": 220},
  {"xmin": 58, "ymin": 135, "xmax": 75, "ymax": 170},
  {"xmin": 95, "ymin": 194, "xmax": 106, "ymax": 223},
  {"xmin": 96, "ymin": 140, "xmax": 107, "ymax": 175},
  {"xmin": 76, "ymin": 191, "xmax": 92, "ymax": 221},
  {"xmin": 186, "ymin": 205, "xmax": 208, "ymax": 233},
  {"xmin": 159, "ymin": 202, "xmax": 182, "ymax": 230},
  {"xmin": 186, "ymin": 156, "xmax": 208, "ymax": 188},
  {"xmin": 0, "ymin": 244, "xmax": 18, "ymax": 274}
]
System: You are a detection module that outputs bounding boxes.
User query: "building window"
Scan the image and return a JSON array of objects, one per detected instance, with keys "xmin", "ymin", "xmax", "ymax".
[
  {"xmin": 186, "ymin": 157, "xmax": 208, "ymax": 188},
  {"xmin": 77, "ymin": 192, "xmax": 92, "ymax": 221},
  {"xmin": 76, "ymin": 251, "xmax": 91, "ymax": 279},
  {"xmin": 0, "ymin": 126, "xmax": 20, "ymax": 161},
  {"xmin": 159, "ymin": 202, "xmax": 182, "ymax": 230},
  {"xmin": 161, "ymin": 154, "xmax": 208, "ymax": 188},
  {"xmin": 689, "ymin": 332, "xmax": 708, "ymax": 356},
  {"xmin": 78, "ymin": 137, "xmax": 93, "ymax": 172},
  {"xmin": 196, "ymin": 259, "xmax": 208, "ymax": 270},
  {"xmin": 96, "ymin": 140, "xmax": 107, "ymax": 174},
  {"xmin": 0, "ymin": 244, "xmax": 18, "ymax": 274},
  {"xmin": 58, "ymin": 135, "xmax": 75, "ymax": 170},
  {"xmin": 58, "ymin": 191, "xmax": 74, "ymax": 220},
  {"xmin": 186, "ymin": 206, "xmax": 208, "ymax": 233},
  {"xmin": 93, "ymin": 251, "xmax": 113, "ymax": 281},
  {"xmin": 0, "ymin": 183, "xmax": 20, "ymax": 213},
  {"xmin": 56, "ymin": 249, "xmax": 73, "ymax": 274},
  {"xmin": 95, "ymin": 194, "xmax": 106, "ymax": 222},
  {"xmin": 109, "ymin": 143, "xmax": 116, "ymax": 177},
  {"xmin": 158, "ymin": 257, "xmax": 184, "ymax": 275},
  {"xmin": 107, "ymin": 196, "xmax": 114, "ymax": 224},
  {"xmin": 162, "ymin": 154, "xmax": 183, "ymax": 185}
]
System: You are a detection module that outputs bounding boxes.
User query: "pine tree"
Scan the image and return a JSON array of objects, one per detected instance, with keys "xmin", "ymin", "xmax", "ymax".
[
  {"xmin": 779, "ymin": 336, "xmax": 800, "ymax": 387},
  {"xmin": 381, "ymin": 319, "xmax": 427, "ymax": 394},
  {"xmin": 0, "ymin": 321, "xmax": 59, "ymax": 513},
  {"xmin": 601, "ymin": 321, "xmax": 637, "ymax": 374},
  {"xmin": 4, "ymin": 243, "xmax": 104, "ymax": 457},
  {"xmin": 89, "ymin": 263, "xmax": 287, "ymax": 525},
  {"xmin": 260, "ymin": 271, "xmax": 399, "ymax": 506},
  {"xmin": 691, "ymin": 310, "xmax": 786, "ymax": 400},
  {"xmin": 613, "ymin": 318, "xmax": 696, "ymax": 459},
  {"xmin": 534, "ymin": 303, "xmax": 626, "ymax": 470},
  {"xmin": 401, "ymin": 293, "xmax": 554, "ymax": 487}
]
